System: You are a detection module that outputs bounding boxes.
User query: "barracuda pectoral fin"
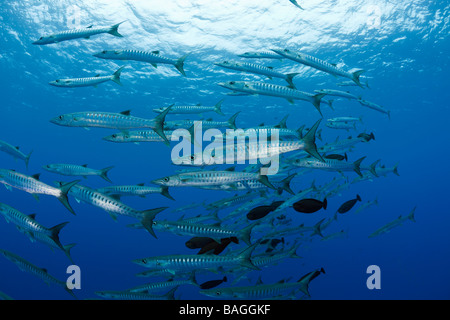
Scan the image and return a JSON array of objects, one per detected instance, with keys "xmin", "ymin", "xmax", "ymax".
[
  {"xmin": 286, "ymin": 98, "xmax": 295, "ymax": 104},
  {"xmin": 31, "ymin": 194, "xmax": 40, "ymax": 202},
  {"xmin": 4, "ymin": 184, "xmax": 12, "ymax": 191}
]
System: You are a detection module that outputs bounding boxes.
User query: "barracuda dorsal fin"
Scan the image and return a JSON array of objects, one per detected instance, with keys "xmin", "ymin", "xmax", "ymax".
[
  {"xmin": 28, "ymin": 213, "xmax": 37, "ymax": 220},
  {"xmin": 32, "ymin": 173, "xmax": 41, "ymax": 180},
  {"xmin": 81, "ymin": 164, "xmax": 88, "ymax": 167},
  {"xmin": 120, "ymin": 110, "xmax": 131, "ymax": 116},
  {"xmin": 15, "ymin": 146, "xmax": 20, "ymax": 150},
  {"xmin": 152, "ymin": 51, "xmax": 160, "ymax": 55}
]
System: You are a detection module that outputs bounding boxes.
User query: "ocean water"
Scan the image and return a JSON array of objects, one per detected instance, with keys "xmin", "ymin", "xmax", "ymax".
[{"xmin": 0, "ymin": 0, "xmax": 449, "ymax": 301}]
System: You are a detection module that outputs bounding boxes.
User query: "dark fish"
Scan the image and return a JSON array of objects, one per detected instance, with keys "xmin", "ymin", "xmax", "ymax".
[
  {"xmin": 185, "ymin": 237, "xmax": 215, "ymax": 249},
  {"xmin": 293, "ymin": 198, "xmax": 327, "ymax": 214},
  {"xmin": 324, "ymin": 153, "xmax": 348, "ymax": 161},
  {"xmin": 247, "ymin": 200, "xmax": 285, "ymax": 220},
  {"xmin": 199, "ymin": 276, "xmax": 228, "ymax": 290},
  {"xmin": 337, "ymin": 195, "xmax": 362, "ymax": 214},
  {"xmin": 358, "ymin": 132, "xmax": 375, "ymax": 142},
  {"xmin": 197, "ymin": 237, "xmax": 238, "ymax": 255}
]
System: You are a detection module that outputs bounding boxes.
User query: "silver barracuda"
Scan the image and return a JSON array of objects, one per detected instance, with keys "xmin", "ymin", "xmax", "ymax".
[
  {"xmin": 151, "ymin": 169, "xmax": 277, "ymax": 190},
  {"xmin": 289, "ymin": 0, "xmax": 304, "ymax": 10},
  {"xmin": 354, "ymin": 198, "xmax": 378, "ymax": 214},
  {"xmin": 325, "ymin": 121, "xmax": 357, "ymax": 131},
  {"xmin": 238, "ymin": 51, "xmax": 284, "ymax": 60},
  {"xmin": 218, "ymin": 81, "xmax": 326, "ymax": 115},
  {"xmin": 327, "ymin": 117, "xmax": 363, "ymax": 123},
  {"xmin": 132, "ymin": 243, "xmax": 260, "ymax": 273},
  {"xmin": 0, "ymin": 249, "xmax": 76, "ymax": 298},
  {"xmin": 337, "ymin": 80, "xmax": 370, "ymax": 89},
  {"xmin": 50, "ymin": 106, "xmax": 172, "ymax": 145},
  {"xmin": 128, "ymin": 273, "xmax": 198, "ymax": 293},
  {"xmin": 0, "ymin": 169, "xmax": 79, "ymax": 215},
  {"xmin": 177, "ymin": 119, "xmax": 323, "ymax": 165},
  {"xmin": 0, "ymin": 202, "xmax": 72, "ymax": 261},
  {"xmin": 32, "ymin": 21, "xmax": 126, "ymax": 45},
  {"xmin": 103, "ymin": 130, "xmax": 175, "ymax": 144},
  {"xmin": 200, "ymin": 268, "xmax": 325, "ymax": 299},
  {"xmin": 214, "ymin": 60, "xmax": 299, "ymax": 88},
  {"xmin": 0, "ymin": 139, "xmax": 32, "ymax": 169},
  {"xmin": 95, "ymin": 287, "xmax": 177, "ymax": 300},
  {"xmin": 358, "ymin": 99, "xmax": 391, "ymax": 119},
  {"xmin": 152, "ymin": 219, "xmax": 259, "ymax": 245},
  {"xmin": 272, "ymin": 49, "xmax": 366, "ymax": 88},
  {"xmin": 288, "ymin": 156, "xmax": 368, "ymax": 177},
  {"xmin": 93, "ymin": 49, "xmax": 189, "ymax": 76},
  {"xmin": 42, "ymin": 163, "xmax": 114, "ymax": 183},
  {"xmin": 49, "ymin": 66, "xmax": 125, "ymax": 88},
  {"xmin": 153, "ymin": 99, "xmax": 225, "ymax": 116},
  {"xmin": 164, "ymin": 112, "xmax": 240, "ymax": 130},
  {"xmin": 96, "ymin": 184, "xmax": 174, "ymax": 201},
  {"xmin": 368, "ymin": 207, "xmax": 416, "ymax": 238},
  {"xmin": 56, "ymin": 182, "xmax": 167, "ymax": 238},
  {"xmin": 314, "ymin": 89, "xmax": 361, "ymax": 101}
]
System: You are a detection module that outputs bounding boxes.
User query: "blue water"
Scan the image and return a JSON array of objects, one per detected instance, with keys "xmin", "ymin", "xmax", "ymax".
[{"xmin": 0, "ymin": 0, "xmax": 449, "ymax": 300}]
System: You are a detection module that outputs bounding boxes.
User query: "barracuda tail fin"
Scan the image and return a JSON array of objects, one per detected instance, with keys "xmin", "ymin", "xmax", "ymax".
[
  {"xmin": 63, "ymin": 243, "xmax": 76, "ymax": 264},
  {"xmin": 175, "ymin": 53, "xmax": 190, "ymax": 76},
  {"xmin": 353, "ymin": 157, "xmax": 366, "ymax": 177},
  {"xmin": 214, "ymin": 99, "xmax": 225, "ymax": 116},
  {"xmin": 312, "ymin": 93, "xmax": 326, "ymax": 117},
  {"xmin": 153, "ymin": 105, "xmax": 172, "ymax": 146},
  {"xmin": 99, "ymin": 166, "xmax": 114, "ymax": 183},
  {"xmin": 111, "ymin": 66, "xmax": 125, "ymax": 86},
  {"xmin": 109, "ymin": 20, "xmax": 127, "ymax": 37},
  {"xmin": 275, "ymin": 114, "xmax": 289, "ymax": 129},
  {"xmin": 25, "ymin": 150, "xmax": 33, "ymax": 170},
  {"xmin": 160, "ymin": 186, "xmax": 175, "ymax": 201},
  {"xmin": 311, "ymin": 218, "xmax": 325, "ymax": 238},
  {"xmin": 49, "ymin": 221, "xmax": 70, "ymax": 252},
  {"xmin": 393, "ymin": 163, "xmax": 400, "ymax": 176},
  {"xmin": 302, "ymin": 119, "xmax": 324, "ymax": 162},
  {"xmin": 297, "ymin": 267, "xmax": 325, "ymax": 297},
  {"xmin": 238, "ymin": 243, "xmax": 260, "ymax": 270},
  {"xmin": 280, "ymin": 173, "xmax": 296, "ymax": 195},
  {"xmin": 258, "ymin": 174, "xmax": 277, "ymax": 190},
  {"xmin": 285, "ymin": 73, "xmax": 299, "ymax": 88},
  {"xmin": 369, "ymin": 159, "xmax": 381, "ymax": 177},
  {"xmin": 140, "ymin": 207, "xmax": 168, "ymax": 238},
  {"xmin": 352, "ymin": 70, "xmax": 366, "ymax": 88},
  {"xmin": 57, "ymin": 180, "xmax": 80, "ymax": 215},
  {"xmin": 228, "ymin": 111, "xmax": 240, "ymax": 129}
]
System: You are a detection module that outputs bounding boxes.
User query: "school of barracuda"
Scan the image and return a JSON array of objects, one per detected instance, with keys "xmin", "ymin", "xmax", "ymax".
[{"xmin": 0, "ymin": 1, "xmax": 417, "ymax": 300}]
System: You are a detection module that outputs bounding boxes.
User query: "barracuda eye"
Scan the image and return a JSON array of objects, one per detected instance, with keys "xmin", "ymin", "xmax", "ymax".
[
  {"xmin": 102, "ymin": 50, "xmax": 107, "ymax": 54},
  {"xmin": 215, "ymin": 291, "xmax": 221, "ymax": 296},
  {"xmin": 229, "ymin": 81, "xmax": 235, "ymax": 85},
  {"xmin": 190, "ymin": 155, "xmax": 195, "ymax": 161},
  {"xmin": 163, "ymin": 177, "xmax": 169, "ymax": 182},
  {"xmin": 39, "ymin": 37, "xmax": 43, "ymax": 40},
  {"xmin": 112, "ymin": 134, "xmax": 117, "ymax": 138},
  {"xmin": 124, "ymin": 135, "xmax": 129, "ymax": 139},
  {"xmin": 58, "ymin": 115, "xmax": 64, "ymax": 120}
]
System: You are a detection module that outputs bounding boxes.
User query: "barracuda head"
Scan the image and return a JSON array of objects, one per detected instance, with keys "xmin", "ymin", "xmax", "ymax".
[
  {"xmin": 102, "ymin": 132, "xmax": 129, "ymax": 143},
  {"xmin": 217, "ymin": 81, "xmax": 247, "ymax": 91},
  {"xmin": 42, "ymin": 164, "xmax": 60, "ymax": 173},
  {"xmin": 50, "ymin": 113, "xmax": 82, "ymax": 127},
  {"xmin": 93, "ymin": 49, "xmax": 123, "ymax": 59},
  {"xmin": 214, "ymin": 60, "xmax": 233, "ymax": 68},
  {"xmin": 32, "ymin": 35, "xmax": 56, "ymax": 45},
  {"xmin": 132, "ymin": 257, "xmax": 162, "ymax": 268},
  {"xmin": 48, "ymin": 79, "xmax": 72, "ymax": 87},
  {"xmin": 151, "ymin": 175, "xmax": 182, "ymax": 187}
]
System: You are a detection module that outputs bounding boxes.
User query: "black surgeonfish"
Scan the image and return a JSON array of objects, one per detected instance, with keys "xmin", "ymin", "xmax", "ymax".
[
  {"xmin": 293, "ymin": 198, "xmax": 327, "ymax": 214},
  {"xmin": 185, "ymin": 237, "xmax": 215, "ymax": 249},
  {"xmin": 197, "ymin": 237, "xmax": 239, "ymax": 255},
  {"xmin": 324, "ymin": 153, "xmax": 348, "ymax": 161},
  {"xmin": 247, "ymin": 200, "xmax": 285, "ymax": 220},
  {"xmin": 358, "ymin": 132, "xmax": 375, "ymax": 142},
  {"xmin": 200, "ymin": 276, "xmax": 228, "ymax": 290},
  {"xmin": 337, "ymin": 195, "xmax": 362, "ymax": 214}
]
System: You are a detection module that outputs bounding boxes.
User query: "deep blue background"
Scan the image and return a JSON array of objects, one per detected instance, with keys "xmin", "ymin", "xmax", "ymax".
[{"xmin": 0, "ymin": 1, "xmax": 449, "ymax": 300}]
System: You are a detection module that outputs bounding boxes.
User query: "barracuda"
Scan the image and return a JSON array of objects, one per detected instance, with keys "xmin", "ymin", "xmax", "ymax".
[
  {"xmin": 152, "ymin": 169, "xmax": 277, "ymax": 190},
  {"xmin": 32, "ymin": 21, "xmax": 126, "ymax": 45},
  {"xmin": 214, "ymin": 61, "xmax": 299, "ymax": 87},
  {"xmin": 325, "ymin": 121, "xmax": 356, "ymax": 131},
  {"xmin": 42, "ymin": 163, "xmax": 114, "ymax": 183},
  {"xmin": 153, "ymin": 219, "xmax": 259, "ymax": 245},
  {"xmin": 93, "ymin": 49, "xmax": 189, "ymax": 76},
  {"xmin": 132, "ymin": 243, "xmax": 260, "ymax": 273},
  {"xmin": 200, "ymin": 268, "xmax": 325, "ymax": 299},
  {"xmin": 57, "ymin": 182, "xmax": 167, "ymax": 238},
  {"xmin": 97, "ymin": 184, "xmax": 174, "ymax": 201},
  {"xmin": 314, "ymin": 89, "xmax": 361, "ymax": 100},
  {"xmin": 218, "ymin": 81, "xmax": 326, "ymax": 115},
  {"xmin": 272, "ymin": 49, "xmax": 365, "ymax": 88},
  {"xmin": 0, "ymin": 169, "xmax": 79, "ymax": 215},
  {"xmin": 0, "ymin": 202, "xmax": 70, "ymax": 257},
  {"xmin": 238, "ymin": 51, "xmax": 284, "ymax": 60},
  {"xmin": 177, "ymin": 119, "xmax": 323, "ymax": 166},
  {"xmin": 0, "ymin": 249, "xmax": 76, "ymax": 298},
  {"xmin": 369, "ymin": 207, "xmax": 416, "ymax": 238},
  {"xmin": 49, "ymin": 66, "xmax": 125, "ymax": 88},
  {"xmin": 358, "ymin": 99, "xmax": 391, "ymax": 119},
  {"xmin": 95, "ymin": 287, "xmax": 177, "ymax": 300},
  {"xmin": 103, "ymin": 130, "xmax": 175, "ymax": 144},
  {"xmin": 164, "ymin": 112, "xmax": 240, "ymax": 130},
  {"xmin": 153, "ymin": 99, "xmax": 225, "ymax": 116},
  {"xmin": 50, "ymin": 106, "xmax": 172, "ymax": 145},
  {"xmin": 289, "ymin": 156, "xmax": 367, "ymax": 177},
  {"xmin": 0, "ymin": 139, "xmax": 32, "ymax": 169},
  {"xmin": 129, "ymin": 273, "xmax": 198, "ymax": 293}
]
